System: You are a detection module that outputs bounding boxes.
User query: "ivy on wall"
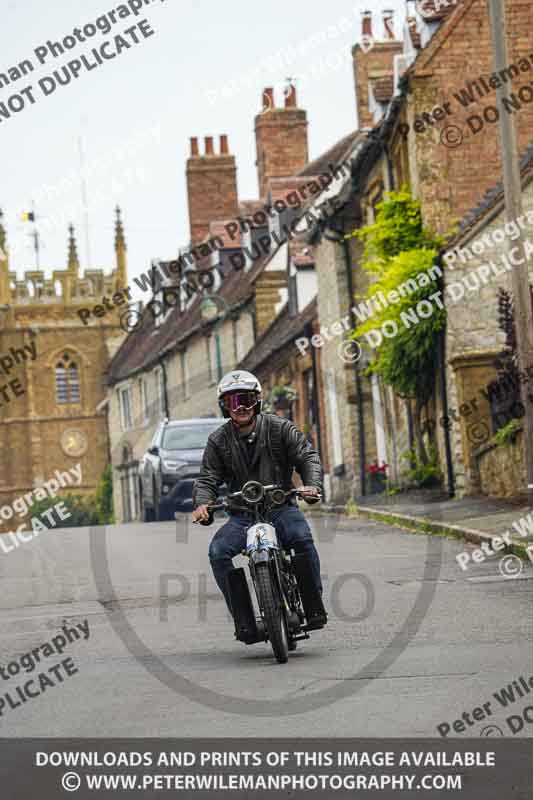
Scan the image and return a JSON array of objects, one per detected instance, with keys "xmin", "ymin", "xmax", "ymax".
[{"xmin": 349, "ymin": 187, "xmax": 447, "ymax": 465}]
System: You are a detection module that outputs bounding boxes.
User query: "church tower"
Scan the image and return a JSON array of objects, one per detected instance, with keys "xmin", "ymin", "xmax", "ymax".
[{"xmin": 0, "ymin": 206, "xmax": 128, "ymax": 533}]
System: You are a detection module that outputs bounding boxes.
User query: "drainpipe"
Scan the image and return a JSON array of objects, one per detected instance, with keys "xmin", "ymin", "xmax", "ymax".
[
  {"xmin": 342, "ymin": 236, "xmax": 367, "ymax": 497},
  {"xmin": 159, "ymin": 356, "xmax": 170, "ymax": 418},
  {"xmin": 436, "ymin": 258, "xmax": 455, "ymax": 497},
  {"xmin": 383, "ymin": 142, "xmax": 396, "ymax": 192},
  {"xmin": 323, "ymin": 227, "xmax": 367, "ymax": 496},
  {"xmin": 304, "ymin": 320, "xmax": 323, "ymax": 463}
]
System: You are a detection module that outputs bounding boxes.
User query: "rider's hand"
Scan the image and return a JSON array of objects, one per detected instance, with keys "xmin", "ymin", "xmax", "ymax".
[
  {"xmin": 192, "ymin": 504, "xmax": 211, "ymax": 523},
  {"xmin": 299, "ymin": 486, "xmax": 321, "ymax": 504}
]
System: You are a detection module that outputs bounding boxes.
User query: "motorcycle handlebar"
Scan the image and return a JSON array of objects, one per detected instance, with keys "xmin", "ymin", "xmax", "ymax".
[{"xmin": 192, "ymin": 487, "xmax": 322, "ymax": 525}]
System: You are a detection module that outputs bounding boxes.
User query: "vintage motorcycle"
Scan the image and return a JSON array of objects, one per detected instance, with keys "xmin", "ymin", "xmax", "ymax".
[{"xmin": 199, "ymin": 480, "xmax": 327, "ymax": 664}]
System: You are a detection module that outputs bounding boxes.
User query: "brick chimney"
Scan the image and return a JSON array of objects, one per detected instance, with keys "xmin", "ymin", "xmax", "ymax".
[
  {"xmin": 383, "ymin": 9, "xmax": 395, "ymax": 40},
  {"xmin": 352, "ymin": 12, "xmax": 402, "ymax": 130},
  {"xmin": 254, "ymin": 86, "xmax": 309, "ymax": 198},
  {"xmin": 186, "ymin": 135, "xmax": 239, "ymax": 245},
  {"xmin": 362, "ymin": 10, "xmax": 372, "ymax": 37}
]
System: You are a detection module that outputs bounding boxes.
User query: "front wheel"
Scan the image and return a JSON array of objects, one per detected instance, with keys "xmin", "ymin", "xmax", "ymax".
[{"xmin": 255, "ymin": 563, "xmax": 289, "ymax": 664}]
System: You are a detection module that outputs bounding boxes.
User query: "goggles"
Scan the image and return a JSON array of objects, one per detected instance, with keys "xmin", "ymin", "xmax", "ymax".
[{"xmin": 222, "ymin": 391, "xmax": 258, "ymax": 412}]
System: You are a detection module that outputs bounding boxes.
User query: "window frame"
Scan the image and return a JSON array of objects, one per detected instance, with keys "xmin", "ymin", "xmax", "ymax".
[
  {"xmin": 55, "ymin": 353, "xmax": 81, "ymax": 405},
  {"xmin": 154, "ymin": 367, "xmax": 166, "ymax": 417},
  {"xmin": 119, "ymin": 384, "xmax": 133, "ymax": 432},
  {"xmin": 139, "ymin": 377, "xmax": 150, "ymax": 424}
]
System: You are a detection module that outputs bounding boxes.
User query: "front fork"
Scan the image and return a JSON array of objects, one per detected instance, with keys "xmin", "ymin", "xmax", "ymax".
[{"xmin": 251, "ymin": 550, "xmax": 300, "ymax": 634}]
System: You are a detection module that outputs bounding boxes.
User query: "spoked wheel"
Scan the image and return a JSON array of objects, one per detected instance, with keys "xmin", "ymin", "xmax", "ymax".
[{"xmin": 255, "ymin": 564, "xmax": 289, "ymax": 664}]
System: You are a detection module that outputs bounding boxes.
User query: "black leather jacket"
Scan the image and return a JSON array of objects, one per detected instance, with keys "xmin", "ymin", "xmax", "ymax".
[{"xmin": 193, "ymin": 413, "xmax": 323, "ymax": 511}]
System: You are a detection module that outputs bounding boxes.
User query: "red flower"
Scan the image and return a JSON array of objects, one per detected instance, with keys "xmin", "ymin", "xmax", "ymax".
[{"xmin": 365, "ymin": 461, "xmax": 388, "ymax": 475}]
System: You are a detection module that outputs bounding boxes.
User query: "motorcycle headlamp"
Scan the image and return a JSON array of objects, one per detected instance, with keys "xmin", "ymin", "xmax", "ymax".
[
  {"xmin": 241, "ymin": 480, "xmax": 265, "ymax": 504},
  {"xmin": 269, "ymin": 488, "xmax": 287, "ymax": 506}
]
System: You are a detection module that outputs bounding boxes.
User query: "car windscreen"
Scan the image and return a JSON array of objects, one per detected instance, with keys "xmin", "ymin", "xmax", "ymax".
[{"xmin": 161, "ymin": 422, "xmax": 223, "ymax": 451}]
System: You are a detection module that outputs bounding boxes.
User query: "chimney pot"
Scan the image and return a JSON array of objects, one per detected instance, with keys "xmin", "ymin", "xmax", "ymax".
[
  {"xmin": 190, "ymin": 137, "xmax": 199, "ymax": 157},
  {"xmin": 383, "ymin": 9, "xmax": 395, "ymax": 40},
  {"xmin": 204, "ymin": 136, "xmax": 214, "ymax": 155},
  {"xmin": 262, "ymin": 87, "xmax": 274, "ymax": 111},
  {"xmin": 362, "ymin": 10, "xmax": 372, "ymax": 37},
  {"xmin": 284, "ymin": 84, "xmax": 297, "ymax": 108},
  {"xmin": 220, "ymin": 134, "xmax": 229, "ymax": 154}
]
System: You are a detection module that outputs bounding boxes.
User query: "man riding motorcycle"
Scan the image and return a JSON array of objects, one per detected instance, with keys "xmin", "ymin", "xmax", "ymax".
[{"xmin": 192, "ymin": 370, "xmax": 327, "ymax": 634}]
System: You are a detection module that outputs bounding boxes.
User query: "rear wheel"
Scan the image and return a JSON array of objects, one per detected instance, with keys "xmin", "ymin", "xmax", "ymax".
[{"xmin": 255, "ymin": 563, "xmax": 289, "ymax": 664}]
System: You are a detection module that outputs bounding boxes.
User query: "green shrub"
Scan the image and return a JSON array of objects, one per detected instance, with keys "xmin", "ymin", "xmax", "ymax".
[
  {"xmin": 403, "ymin": 445, "xmax": 442, "ymax": 488},
  {"xmin": 490, "ymin": 419, "xmax": 522, "ymax": 447},
  {"xmin": 26, "ymin": 494, "xmax": 98, "ymax": 527},
  {"xmin": 95, "ymin": 465, "xmax": 115, "ymax": 524},
  {"xmin": 26, "ymin": 467, "xmax": 115, "ymax": 528}
]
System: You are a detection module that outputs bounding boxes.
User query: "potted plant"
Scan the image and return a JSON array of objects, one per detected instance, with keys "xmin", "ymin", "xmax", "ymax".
[
  {"xmin": 366, "ymin": 460, "xmax": 388, "ymax": 494},
  {"xmin": 263, "ymin": 385, "xmax": 298, "ymax": 415}
]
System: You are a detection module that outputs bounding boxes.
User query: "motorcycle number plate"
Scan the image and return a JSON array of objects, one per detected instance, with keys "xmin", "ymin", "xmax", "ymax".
[{"xmin": 246, "ymin": 523, "xmax": 278, "ymax": 553}]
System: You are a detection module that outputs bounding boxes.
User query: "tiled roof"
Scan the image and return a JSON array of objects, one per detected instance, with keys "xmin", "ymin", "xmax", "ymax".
[
  {"xmin": 298, "ymin": 130, "xmax": 361, "ymax": 177},
  {"xmin": 239, "ymin": 298, "xmax": 318, "ymax": 372},
  {"xmin": 106, "ymin": 261, "xmax": 258, "ymax": 385},
  {"xmin": 268, "ymin": 177, "xmax": 321, "ymax": 201}
]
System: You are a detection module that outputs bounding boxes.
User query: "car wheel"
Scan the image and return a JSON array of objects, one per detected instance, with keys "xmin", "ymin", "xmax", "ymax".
[{"xmin": 141, "ymin": 501, "xmax": 156, "ymax": 522}]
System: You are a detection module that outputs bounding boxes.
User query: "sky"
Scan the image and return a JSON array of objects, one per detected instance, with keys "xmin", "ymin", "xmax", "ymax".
[{"xmin": 1, "ymin": 0, "xmax": 407, "ymax": 299}]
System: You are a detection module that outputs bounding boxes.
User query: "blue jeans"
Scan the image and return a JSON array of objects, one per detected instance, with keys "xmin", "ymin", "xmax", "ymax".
[{"xmin": 208, "ymin": 505, "xmax": 322, "ymax": 613}]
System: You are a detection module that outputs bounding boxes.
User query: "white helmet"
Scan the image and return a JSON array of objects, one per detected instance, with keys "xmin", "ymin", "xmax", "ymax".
[{"xmin": 217, "ymin": 370, "xmax": 262, "ymax": 417}]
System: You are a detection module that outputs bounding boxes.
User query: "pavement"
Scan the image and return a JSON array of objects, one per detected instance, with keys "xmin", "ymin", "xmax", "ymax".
[
  {"xmin": 2, "ymin": 510, "xmax": 533, "ymax": 738},
  {"xmin": 325, "ymin": 490, "xmax": 533, "ymax": 559}
]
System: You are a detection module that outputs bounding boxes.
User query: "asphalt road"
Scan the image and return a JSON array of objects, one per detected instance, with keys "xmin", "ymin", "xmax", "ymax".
[{"xmin": 1, "ymin": 511, "xmax": 533, "ymax": 738}]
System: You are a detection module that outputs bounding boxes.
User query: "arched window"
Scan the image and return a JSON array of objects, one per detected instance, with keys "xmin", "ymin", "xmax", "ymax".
[{"xmin": 55, "ymin": 353, "xmax": 81, "ymax": 404}]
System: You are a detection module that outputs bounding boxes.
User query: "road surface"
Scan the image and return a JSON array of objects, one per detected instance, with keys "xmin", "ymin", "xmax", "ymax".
[{"xmin": 1, "ymin": 511, "xmax": 532, "ymax": 737}]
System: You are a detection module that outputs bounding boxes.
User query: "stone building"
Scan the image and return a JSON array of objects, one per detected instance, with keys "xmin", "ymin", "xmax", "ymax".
[
  {"xmin": 0, "ymin": 208, "xmax": 127, "ymax": 530},
  {"xmin": 436, "ymin": 148, "xmax": 533, "ymax": 498},
  {"xmin": 306, "ymin": 0, "xmax": 533, "ymax": 501},
  {"xmin": 105, "ymin": 88, "xmax": 320, "ymax": 522}
]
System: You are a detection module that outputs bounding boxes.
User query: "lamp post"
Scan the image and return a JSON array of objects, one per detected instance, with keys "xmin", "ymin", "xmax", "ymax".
[{"xmin": 200, "ymin": 294, "xmax": 229, "ymax": 382}]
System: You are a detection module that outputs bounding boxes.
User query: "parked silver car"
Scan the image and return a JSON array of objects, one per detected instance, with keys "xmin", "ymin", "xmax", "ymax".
[{"xmin": 138, "ymin": 417, "xmax": 225, "ymax": 521}]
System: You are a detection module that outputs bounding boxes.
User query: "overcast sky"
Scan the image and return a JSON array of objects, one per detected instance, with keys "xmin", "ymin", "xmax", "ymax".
[{"xmin": 2, "ymin": 0, "xmax": 407, "ymax": 298}]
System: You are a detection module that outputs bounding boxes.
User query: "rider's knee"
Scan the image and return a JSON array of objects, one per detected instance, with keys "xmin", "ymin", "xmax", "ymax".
[{"xmin": 209, "ymin": 540, "xmax": 226, "ymax": 562}]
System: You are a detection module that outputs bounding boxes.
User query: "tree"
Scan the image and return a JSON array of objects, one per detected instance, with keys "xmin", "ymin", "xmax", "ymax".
[{"xmin": 350, "ymin": 188, "xmax": 446, "ymax": 465}]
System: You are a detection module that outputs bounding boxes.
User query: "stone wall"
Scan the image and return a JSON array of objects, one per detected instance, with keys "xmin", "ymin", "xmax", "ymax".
[
  {"xmin": 0, "ymin": 310, "xmax": 122, "ymax": 531},
  {"xmin": 476, "ymin": 427, "xmax": 525, "ymax": 498},
  {"xmin": 442, "ymin": 179, "xmax": 533, "ymax": 496}
]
